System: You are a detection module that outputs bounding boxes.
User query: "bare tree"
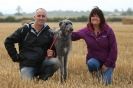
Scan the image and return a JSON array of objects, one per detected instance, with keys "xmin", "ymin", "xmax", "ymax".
[{"xmin": 15, "ymin": 5, "xmax": 22, "ymax": 16}]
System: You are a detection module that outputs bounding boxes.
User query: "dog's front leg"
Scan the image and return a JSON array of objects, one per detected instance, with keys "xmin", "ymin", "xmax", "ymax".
[
  {"xmin": 64, "ymin": 54, "xmax": 68, "ymax": 81},
  {"xmin": 59, "ymin": 56, "xmax": 64, "ymax": 83}
]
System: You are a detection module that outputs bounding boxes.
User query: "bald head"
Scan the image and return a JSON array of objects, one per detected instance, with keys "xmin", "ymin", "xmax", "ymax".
[
  {"xmin": 34, "ymin": 8, "xmax": 47, "ymax": 17},
  {"xmin": 34, "ymin": 8, "xmax": 48, "ymax": 26}
]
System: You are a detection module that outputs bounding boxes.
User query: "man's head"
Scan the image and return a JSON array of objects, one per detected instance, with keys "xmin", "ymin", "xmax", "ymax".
[{"xmin": 34, "ymin": 8, "xmax": 47, "ymax": 26}]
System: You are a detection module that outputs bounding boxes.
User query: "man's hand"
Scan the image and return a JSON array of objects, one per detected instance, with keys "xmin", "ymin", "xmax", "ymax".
[
  {"xmin": 101, "ymin": 64, "xmax": 108, "ymax": 72},
  {"xmin": 47, "ymin": 49, "xmax": 54, "ymax": 58}
]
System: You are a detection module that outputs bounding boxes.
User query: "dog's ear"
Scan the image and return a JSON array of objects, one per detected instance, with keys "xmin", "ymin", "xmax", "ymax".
[{"xmin": 59, "ymin": 21, "xmax": 63, "ymax": 27}]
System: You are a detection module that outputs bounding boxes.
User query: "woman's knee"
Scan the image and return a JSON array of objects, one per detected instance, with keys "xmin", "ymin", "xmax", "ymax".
[{"xmin": 87, "ymin": 58, "xmax": 100, "ymax": 72}]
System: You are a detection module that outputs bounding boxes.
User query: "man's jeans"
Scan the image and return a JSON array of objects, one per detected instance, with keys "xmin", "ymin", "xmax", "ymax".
[
  {"xmin": 20, "ymin": 58, "xmax": 60, "ymax": 80},
  {"xmin": 87, "ymin": 58, "xmax": 114, "ymax": 85}
]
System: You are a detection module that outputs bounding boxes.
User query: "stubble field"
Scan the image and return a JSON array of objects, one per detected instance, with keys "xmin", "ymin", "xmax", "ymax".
[{"xmin": 0, "ymin": 22, "xmax": 133, "ymax": 88}]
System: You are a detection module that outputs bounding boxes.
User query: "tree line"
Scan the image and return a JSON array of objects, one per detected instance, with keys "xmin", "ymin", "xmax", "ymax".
[{"xmin": 0, "ymin": 16, "xmax": 123, "ymax": 22}]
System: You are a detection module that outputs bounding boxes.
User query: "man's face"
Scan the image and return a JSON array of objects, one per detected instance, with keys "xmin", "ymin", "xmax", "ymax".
[{"xmin": 34, "ymin": 9, "xmax": 47, "ymax": 26}]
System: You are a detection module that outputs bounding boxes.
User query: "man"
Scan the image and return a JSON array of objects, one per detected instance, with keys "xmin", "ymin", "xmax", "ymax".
[{"xmin": 4, "ymin": 8, "xmax": 60, "ymax": 80}]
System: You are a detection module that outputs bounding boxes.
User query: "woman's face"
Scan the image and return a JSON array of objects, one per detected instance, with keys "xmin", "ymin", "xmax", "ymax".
[{"xmin": 90, "ymin": 14, "xmax": 100, "ymax": 26}]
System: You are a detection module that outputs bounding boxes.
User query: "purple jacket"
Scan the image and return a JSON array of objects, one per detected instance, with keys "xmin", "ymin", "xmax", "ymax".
[{"xmin": 72, "ymin": 24, "xmax": 118, "ymax": 68}]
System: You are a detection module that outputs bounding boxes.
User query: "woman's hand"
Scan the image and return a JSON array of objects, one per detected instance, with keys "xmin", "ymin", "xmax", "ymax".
[
  {"xmin": 47, "ymin": 49, "xmax": 54, "ymax": 58},
  {"xmin": 101, "ymin": 64, "xmax": 108, "ymax": 72}
]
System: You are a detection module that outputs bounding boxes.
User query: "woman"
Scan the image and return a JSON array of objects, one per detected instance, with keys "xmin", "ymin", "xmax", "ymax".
[{"xmin": 72, "ymin": 7, "xmax": 117, "ymax": 85}]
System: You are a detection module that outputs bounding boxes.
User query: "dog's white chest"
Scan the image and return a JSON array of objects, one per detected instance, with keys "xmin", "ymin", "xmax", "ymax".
[{"xmin": 63, "ymin": 47, "xmax": 68, "ymax": 53}]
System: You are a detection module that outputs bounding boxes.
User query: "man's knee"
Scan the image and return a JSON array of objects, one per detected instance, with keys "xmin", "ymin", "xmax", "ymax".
[
  {"xmin": 43, "ymin": 58, "xmax": 60, "ymax": 70},
  {"xmin": 39, "ymin": 58, "xmax": 60, "ymax": 80},
  {"xmin": 20, "ymin": 67, "xmax": 35, "ymax": 80}
]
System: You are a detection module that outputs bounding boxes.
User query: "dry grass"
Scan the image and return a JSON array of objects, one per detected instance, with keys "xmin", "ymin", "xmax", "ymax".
[
  {"xmin": 0, "ymin": 22, "xmax": 133, "ymax": 88},
  {"xmin": 122, "ymin": 18, "xmax": 133, "ymax": 24}
]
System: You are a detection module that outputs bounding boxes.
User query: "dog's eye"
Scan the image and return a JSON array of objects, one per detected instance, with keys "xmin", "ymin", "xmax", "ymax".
[
  {"xmin": 65, "ymin": 23, "xmax": 68, "ymax": 25},
  {"xmin": 68, "ymin": 22, "xmax": 72, "ymax": 25},
  {"xmin": 65, "ymin": 22, "xmax": 72, "ymax": 25},
  {"xmin": 70, "ymin": 22, "xmax": 72, "ymax": 25},
  {"xmin": 59, "ymin": 22, "xmax": 62, "ymax": 26}
]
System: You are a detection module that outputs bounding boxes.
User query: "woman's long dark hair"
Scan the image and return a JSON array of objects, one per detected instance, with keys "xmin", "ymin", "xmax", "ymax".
[{"xmin": 88, "ymin": 7, "xmax": 106, "ymax": 30}]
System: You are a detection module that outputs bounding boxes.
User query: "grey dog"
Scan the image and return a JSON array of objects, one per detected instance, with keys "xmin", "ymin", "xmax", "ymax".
[{"xmin": 54, "ymin": 19, "xmax": 73, "ymax": 82}]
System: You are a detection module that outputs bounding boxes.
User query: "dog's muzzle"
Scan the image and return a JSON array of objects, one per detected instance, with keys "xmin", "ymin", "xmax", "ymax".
[{"xmin": 70, "ymin": 28, "xmax": 73, "ymax": 32}]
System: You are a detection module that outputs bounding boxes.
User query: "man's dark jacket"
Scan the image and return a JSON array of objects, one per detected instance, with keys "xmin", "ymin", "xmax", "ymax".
[{"xmin": 4, "ymin": 23, "xmax": 55, "ymax": 68}]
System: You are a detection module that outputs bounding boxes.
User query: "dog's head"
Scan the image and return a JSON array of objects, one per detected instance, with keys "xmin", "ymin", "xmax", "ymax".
[{"xmin": 59, "ymin": 19, "xmax": 73, "ymax": 35}]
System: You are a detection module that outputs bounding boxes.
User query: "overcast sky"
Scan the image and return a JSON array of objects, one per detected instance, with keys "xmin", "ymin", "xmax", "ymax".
[{"xmin": 0, "ymin": 0, "xmax": 133, "ymax": 14}]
